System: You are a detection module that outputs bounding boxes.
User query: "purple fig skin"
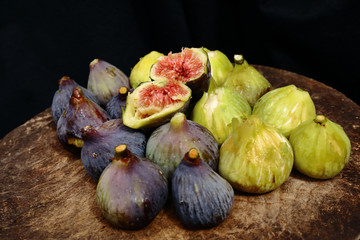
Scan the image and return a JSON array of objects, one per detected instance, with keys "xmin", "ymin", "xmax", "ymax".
[
  {"xmin": 57, "ymin": 87, "xmax": 110, "ymax": 154},
  {"xmin": 51, "ymin": 76, "xmax": 100, "ymax": 124},
  {"xmin": 81, "ymin": 119, "xmax": 147, "ymax": 181},
  {"xmin": 172, "ymin": 149, "xmax": 234, "ymax": 229},
  {"xmin": 105, "ymin": 86, "xmax": 130, "ymax": 119},
  {"xmin": 96, "ymin": 145, "xmax": 168, "ymax": 230}
]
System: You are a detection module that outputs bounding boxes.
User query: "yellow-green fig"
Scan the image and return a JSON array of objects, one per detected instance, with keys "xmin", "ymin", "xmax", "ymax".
[
  {"xmin": 129, "ymin": 51, "xmax": 164, "ymax": 89},
  {"xmin": 252, "ymin": 84, "xmax": 316, "ymax": 138},
  {"xmin": 191, "ymin": 86, "xmax": 251, "ymax": 145},
  {"xmin": 289, "ymin": 115, "xmax": 351, "ymax": 179},
  {"xmin": 206, "ymin": 50, "xmax": 233, "ymax": 92},
  {"xmin": 219, "ymin": 115, "xmax": 294, "ymax": 194},
  {"xmin": 223, "ymin": 54, "xmax": 271, "ymax": 106}
]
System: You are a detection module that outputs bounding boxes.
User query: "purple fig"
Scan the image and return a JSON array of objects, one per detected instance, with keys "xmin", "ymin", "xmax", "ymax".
[
  {"xmin": 57, "ymin": 87, "xmax": 110, "ymax": 153},
  {"xmin": 81, "ymin": 119, "xmax": 147, "ymax": 181},
  {"xmin": 105, "ymin": 86, "xmax": 130, "ymax": 119},
  {"xmin": 51, "ymin": 76, "xmax": 100, "ymax": 124},
  {"xmin": 96, "ymin": 145, "xmax": 168, "ymax": 230}
]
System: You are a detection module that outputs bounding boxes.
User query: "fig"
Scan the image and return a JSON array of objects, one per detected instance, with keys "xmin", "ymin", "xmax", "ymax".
[
  {"xmin": 96, "ymin": 145, "xmax": 168, "ymax": 230},
  {"xmin": 219, "ymin": 115, "xmax": 294, "ymax": 194},
  {"xmin": 191, "ymin": 86, "xmax": 251, "ymax": 145},
  {"xmin": 123, "ymin": 79, "xmax": 191, "ymax": 129},
  {"xmin": 105, "ymin": 86, "xmax": 130, "ymax": 119},
  {"xmin": 57, "ymin": 87, "xmax": 110, "ymax": 153},
  {"xmin": 252, "ymin": 84, "xmax": 316, "ymax": 138},
  {"xmin": 206, "ymin": 49, "xmax": 233, "ymax": 92},
  {"xmin": 149, "ymin": 47, "xmax": 211, "ymax": 97},
  {"xmin": 87, "ymin": 59, "xmax": 130, "ymax": 106},
  {"xmin": 289, "ymin": 115, "xmax": 351, "ymax": 179},
  {"xmin": 172, "ymin": 148, "xmax": 234, "ymax": 228},
  {"xmin": 129, "ymin": 51, "xmax": 164, "ymax": 89},
  {"xmin": 146, "ymin": 112, "xmax": 219, "ymax": 180},
  {"xmin": 51, "ymin": 76, "xmax": 100, "ymax": 124},
  {"xmin": 223, "ymin": 54, "xmax": 271, "ymax": 106},
  {"xmin": 81, "ymin": 119, "xmax": 147, "ymax": 181}
]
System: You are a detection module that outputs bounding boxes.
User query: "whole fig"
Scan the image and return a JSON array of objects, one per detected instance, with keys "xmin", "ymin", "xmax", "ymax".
[
  {"xmin": 81, "ymin": 119, "xmax": 147, "ymax": 181},
  {"xmin": 96, "ymin": 145, "xmax": 168, "ymax": 230},
  {"xmin": 289, "ymin": 115, "xmax": 351, "ymax": 179},
  {"xmin": 146, "ymin": 112, "xmax": 219, "ymax": 180},
  {"xmin": 172, "ymin": 148, "xmax": 234, "ymax": 228},
  {"xmin": 105, "ymin": 86, "xmax": 130, "ymax": 119}
]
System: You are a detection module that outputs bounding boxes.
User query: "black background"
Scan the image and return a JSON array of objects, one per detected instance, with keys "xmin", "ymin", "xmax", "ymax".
[{"xmin": 1, "ymin": 0, "xmax": 359, "ymax": 138}]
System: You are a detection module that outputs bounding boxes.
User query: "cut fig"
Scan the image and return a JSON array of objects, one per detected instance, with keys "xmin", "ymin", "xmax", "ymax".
[
  {"xmin": 149, "ymin": 47, "xmax": 210, "ymax": 97},
  {"xmin": 123, "ymin": 79, "xmax": 192, "ymax": 129}
]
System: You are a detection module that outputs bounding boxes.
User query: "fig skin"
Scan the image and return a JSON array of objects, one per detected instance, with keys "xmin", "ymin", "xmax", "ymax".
[
  {"xmin": 81, "ymin": 119, "xmax": 147, "ymax": 181},
  {"xmin": 51, "ymin": 76, "xmax": 100, "ymax": 124},
  {"xmin": 88, "ymin": 59, "xmax": 130, "ymax": 106},
  {"xmin": 123, "ymin": 79, "xmax": 192, "ymax": 129},
  {"xmin": 252, "ymin": 84, "xmax": 316, "ymax": 138},
  {"xmin": 57, "ymin": 87, "xmax": 110, "ymax": 153},
  {"xmin": 219, "ymin": 115, "xmax": 294, "ymax": 194},
  {"xmin": 105, "ymin": 86, "xmax": 130, "ymax": 119},
  {"xmin": 146, "ymin": 112, "xmax": 219, "ymax": 180},
  {"xmin": 172, "ymin": 148, "xmax": 234, "ymax": 229},
  {"xmin": 289, "ymin": 115, "xmax": 351, "ymax": 179},
  {"xmin": 96, "ymin": 145, "xmax": 168, "ymax": 230}
]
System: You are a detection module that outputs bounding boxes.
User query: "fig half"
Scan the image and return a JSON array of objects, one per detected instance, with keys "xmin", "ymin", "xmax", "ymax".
[{"xmin": 123, "ymin": 79, "xmax": 191, "ymax": 129}]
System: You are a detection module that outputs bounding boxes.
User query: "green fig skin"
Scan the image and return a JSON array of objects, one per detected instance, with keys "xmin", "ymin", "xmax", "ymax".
[
  {"xmin": 206, "ymin": 50, "xmax": 233, "ymax": 92},
  {"xmin": 252, "ymin": 84, "xmax": 316, "ymax": 138},
  {"xmin": 289, "ymin": 115, "xmax": 351, "ymax": 179},
  {"xmin": 219, "ymin": 115, "xmax": 294, "ymax": 194}
]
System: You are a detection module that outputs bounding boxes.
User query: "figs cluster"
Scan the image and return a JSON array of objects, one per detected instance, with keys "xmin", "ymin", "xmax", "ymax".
[{"xmin": 51, "ymin": 47, "xmax": 351, "ymax": 231}]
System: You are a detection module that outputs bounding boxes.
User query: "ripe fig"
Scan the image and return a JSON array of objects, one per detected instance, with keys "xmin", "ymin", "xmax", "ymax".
[
  {"xmin": 87, "ymin": 59, "xmax": 130, "ymax": 106},
  {"xmin": 223, "ymin": 54, "xmax": 272, "ymax": 107},
  {"xmin": 129, "ymin": 50, "xmax": 164, "ymax": 89},
  {"xmin": 57, "ymin": 87, "xmax": 110, "ymax": 153},
  {"xmin": 191, "ymin": 86, "xmax": 251, "ymax": 145},
  {"xmin": 149, "ymin": 47, "xmax": 211, "ymax": 98},
  {"xmin": 51, "ymin": 76, "xmax": 100, "ymax": 124},
  {"xmin": 81, "ymin": 119, "xmax": 147, "ymax": 181},
  {"xmin": 123, "ymin": 79, "xmax": 191, "ymax": 129},
  {"xmin": 289, "ymin": 115, "xmax": 351, "ymax": 179},
  {"xmin": 252, "ymin": 84, "xmax": 316, "ymax": 138},
  {"xmin": 146, "ymin": 112, "xmax": 219, "ymax": 180},
  {"xmin": 105, "ymin": 86, "xmax": 130, "ymax": 119},
  {"xmin": 96, "ymin": 145, "xmax": 168, "ymax": 230},
  {"xmin": 219, "ymin": 115, "xmax": 294, "ymax": 194},
  {"xmin": 172, "ymin": 148, "xmax": 234, "ymax": 228},
  {"xmin": 206, "ymin": 49, "xmax": 233, "ymax": 92}
]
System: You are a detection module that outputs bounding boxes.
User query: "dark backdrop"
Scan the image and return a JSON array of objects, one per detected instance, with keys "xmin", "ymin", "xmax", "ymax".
[{"xmin": 1, "ymin": 0, "xmax": 359, "ymax": 138}]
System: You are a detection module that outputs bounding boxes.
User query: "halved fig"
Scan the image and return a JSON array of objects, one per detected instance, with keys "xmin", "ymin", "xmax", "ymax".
[
  {"xmin": 149, "ymin": 47, "xmax": 210, "ymax": 97},
  {"xmin": 123, "ymin": 79, "xmax": 191, "ymax": 129}
]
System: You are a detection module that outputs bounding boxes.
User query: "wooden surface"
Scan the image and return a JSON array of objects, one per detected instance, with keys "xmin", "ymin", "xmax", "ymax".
[{"xmin": 1, "ymin": 65, "xmax": 359, "ymax": 240}]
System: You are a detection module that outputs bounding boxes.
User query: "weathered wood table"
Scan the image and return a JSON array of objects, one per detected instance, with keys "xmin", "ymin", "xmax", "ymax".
[{"xmin": 1, "ymin": 65, "xmax": 359, "ymax": 240}]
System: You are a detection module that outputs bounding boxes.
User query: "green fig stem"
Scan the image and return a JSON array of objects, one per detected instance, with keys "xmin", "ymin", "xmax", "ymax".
[
  {"xmin": 113, "ymin": 144, "xmax": 133, "ymax": 164},
  {"xmin": 314, "ymin": 115, "xmax": 327, "ymax": 126},
  {"xmin": 234, "ymin": 54, "xmax": 245, "ymax": 65},
  {"xmin": 170, "ymin": 112, "xmax": 188, "ymax": 130},
  {"xmin": 119, "ymin": 86, "xmax": 128, "ymax": 96},
  {"xmin": 89, "ymin": 59, "xmax": 100, "ymax": 69},
  {"xmin": 184, "ymin": 148, "xmax": 201, "ymax": 165}
]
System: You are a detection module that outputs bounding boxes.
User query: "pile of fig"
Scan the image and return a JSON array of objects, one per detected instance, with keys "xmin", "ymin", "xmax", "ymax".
[{"xmin": 51, "ymin": 47, "xmax": 351, "ymax": 230}]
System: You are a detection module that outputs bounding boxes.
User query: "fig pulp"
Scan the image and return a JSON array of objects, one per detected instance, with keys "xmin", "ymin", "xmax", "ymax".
[
  {"xmin": 105, "ymin": 86, "xmax": 130, "ymax": 119},
  {"xmin": 146, "ymin": 112, "xmax": 219, "ymax": 180},
  {"xmin": 172, "ymin": 148, "xmax": 234, "ymax": 228},
  {"xmin": 81, "ymin": 119, "xmax": 147, "ymax": 181},
  {"xmin": 252, "ymin": 84, "xmax": 316, "ymax": 138},
  {"xmin": 289, "ymin": 115, "xmax": 351, "ymax": 179},
  {"xmin": 129, "ymin": 50, "xmax": 164, "ymax": 89},
  {"xmin": 219, "ymin": 115, "xmax": 294, "ymax": 194},
  {"xmin": 223, "ymin": 54, "xmax": 271, "ymax": 107},
  {"xmin": 88, "ymin": 59, "xmax": 130, "ymax": 106},
  {"xmin": 57, "ymin": 87, "xmax": 110, "ymax": 153},
  {"xmin": 149, "ymin": 47, "xmax": 211, "ymax": 98},
  {"xmin": 191, "ymin": 86, "xmax": 251, "ymax": 145},
  {"xmin": 96, "ymin": 145, "xmax": 168, "ymax": 230},
  {"xmin": 51, "ymin": 76, "xmax": 100, "ymax": 124},
  {"xmin": 123, "ymin": 79, "xmax": 191, "ymax": 129}
]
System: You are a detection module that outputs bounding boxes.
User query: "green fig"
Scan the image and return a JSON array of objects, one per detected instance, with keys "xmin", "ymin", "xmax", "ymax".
[
  {"xmin": 129, "ymin": 51, "xmax": 164, "ymax": 89},
  {"xmin": 223, "ymin": 54, "xmax": 271, "ymax": 106},
  {"xmin": 252, "ymin": 84, "xmax": 316, "ymax": 138},
  {"xmin": 206, "ymin": 50, "xmax": 233, "ymax": 92},
  {"xmin": 289, "ymin": 115, "xmax": 351, "ymax": 179},
  {"xmin": 219, "ymin": 115, "xmax": 294, "ymax": 194}
]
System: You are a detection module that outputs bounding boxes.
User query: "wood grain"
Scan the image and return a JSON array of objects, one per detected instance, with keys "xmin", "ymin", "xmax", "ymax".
[{"xmin": 1, "ymin": 65, "xmax": 359, "ymax": 240}]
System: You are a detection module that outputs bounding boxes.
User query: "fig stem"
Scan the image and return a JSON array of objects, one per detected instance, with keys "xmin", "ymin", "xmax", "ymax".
[
  {"xmin": 90, "ymin": 59, "xmax": 100, "ymax": 69},
  {"xmin": 184, "ymin": 148, "xmax": 201, "ymax": 165},
  {"xmin": 119, "ymin": 86, "xmax": 128, "ymax": 95},
  {"xmin": 314, "ymin": 115, "xmax": 327, "ymax": 126},
  {"xmin": 113, "ymin": 144, "xmax": 133, "ymax": 163},
  {"xmin": 170, "ymin": 112, "xmax": 187, "ymax": 129},
  {"xmin": 234, "ymin": 54, "xmax": 245, "ymax": 65}
]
